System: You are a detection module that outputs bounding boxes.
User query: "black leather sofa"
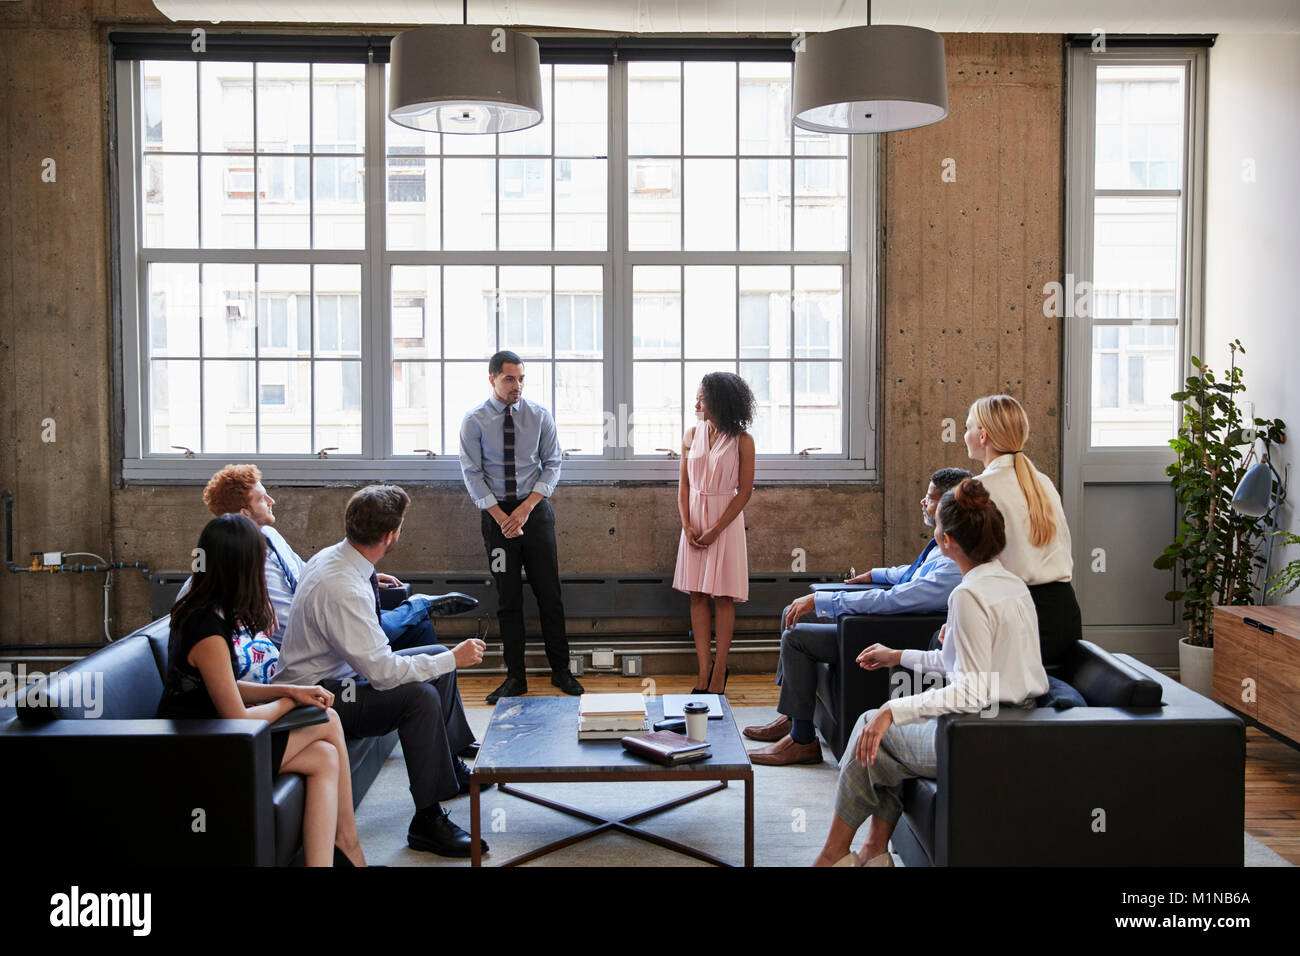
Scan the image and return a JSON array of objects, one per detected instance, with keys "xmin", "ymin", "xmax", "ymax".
[
  {"xmin": 844, "ymin": 639, "xmax": 1245, "ymax": 866},
  {"xmin": 0, "ymin": 614, "xmax": 399, "ymax": 866},
  {"xmin": 814, "ymin": 610, "xmax": 948, "ymax": 760}
]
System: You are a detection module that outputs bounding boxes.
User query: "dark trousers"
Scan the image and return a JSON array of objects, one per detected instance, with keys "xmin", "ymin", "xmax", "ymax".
[
  {"xmin": 1028, "ymin": 581, "xmax": 1083, "ymax": 667},
  {"xmin": 323, "ymin": 645, "xmax": 474, "ymax": 810},
  {"xmin": 773, "ymin": 603, "xmax": 838, "ymax": 722},
  {"xmin": 480, "ymin": 498, "xmax": 570, "ymax": 679}
]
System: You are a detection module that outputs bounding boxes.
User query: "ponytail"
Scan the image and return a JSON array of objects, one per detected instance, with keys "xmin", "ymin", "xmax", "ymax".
[{"xmin": 970, "ymin": 394, "xmax": 1057, "ymax": 547}]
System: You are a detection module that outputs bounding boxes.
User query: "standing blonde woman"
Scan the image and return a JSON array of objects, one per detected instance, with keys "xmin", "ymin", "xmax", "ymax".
[{"xmin": 963, "ymin": 394, "xmax": 1081, "ymax": 666}]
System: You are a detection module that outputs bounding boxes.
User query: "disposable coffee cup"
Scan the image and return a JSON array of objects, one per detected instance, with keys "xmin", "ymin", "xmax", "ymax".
[{"xmin": 683, "ymin": 700, "xmax": 709, "ymax": 741}]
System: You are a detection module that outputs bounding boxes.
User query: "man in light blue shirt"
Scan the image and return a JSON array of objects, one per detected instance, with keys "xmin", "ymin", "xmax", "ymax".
[
  {"xmin": 743, "ymin": 467, "xmax": 972, "ymax": 766},
  {"xmin": 459, "ymin": 350, "xmax": 582, "ymax": 703}
]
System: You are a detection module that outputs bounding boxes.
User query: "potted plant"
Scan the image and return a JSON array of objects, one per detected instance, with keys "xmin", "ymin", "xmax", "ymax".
[{"xmin": 1154, "ymin": 340, "xmax": 1286, "ymax": 697}]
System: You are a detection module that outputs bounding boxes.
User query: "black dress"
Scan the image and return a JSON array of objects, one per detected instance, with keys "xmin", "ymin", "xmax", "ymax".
[{"xmin": 158, "ymin": 607, "xmax": 290, "ymax": 772}]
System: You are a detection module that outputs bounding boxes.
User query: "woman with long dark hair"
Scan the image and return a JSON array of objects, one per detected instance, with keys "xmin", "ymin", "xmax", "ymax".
[
  {"xmin": 159, "ymin": 513, "xmax": 368, "ymax": 866},
  {"xmin": 672, "ymin": 371, "xmax": 757, "ymax": 695},
  {"xmin": 811, "ymin": 478, "xmax": 1048, "ymax": 866}
]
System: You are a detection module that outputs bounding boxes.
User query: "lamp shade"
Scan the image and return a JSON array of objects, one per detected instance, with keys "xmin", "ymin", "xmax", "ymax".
[
  {"xmin": 793, "ymin": 25, "xmax": 948, "ymax": 134},
  {"xmin": 1231, "ymin": 461, "xmax": 1275, "ymax": 518},
  {"xmin": 389, "ymin": 25, "xmax": 543, "ymax": 134}
]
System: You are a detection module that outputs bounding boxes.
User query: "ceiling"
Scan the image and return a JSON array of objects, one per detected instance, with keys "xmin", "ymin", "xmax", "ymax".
[{"xmin": 151, "ymin": 0, "xmax": 1300, "ymax": 34}]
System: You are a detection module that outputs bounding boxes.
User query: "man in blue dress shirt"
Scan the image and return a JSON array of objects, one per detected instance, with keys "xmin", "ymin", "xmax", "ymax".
[
  {"xmin": 459, "ymin": 350, "xmax": 583, "ymax": 703},
  {"xmin": 743, "ymin": 467, "xmax": 972, "ymax": 765}
]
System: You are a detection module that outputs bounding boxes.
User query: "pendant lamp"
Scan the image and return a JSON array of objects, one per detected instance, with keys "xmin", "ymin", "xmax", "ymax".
[
  {"xmin": 793, "ymin": 5, "xmax": 948, "ymax": 134},
  {"xmin": 388, "ymin": 2, "xmax": 543, "ymax": 135}
]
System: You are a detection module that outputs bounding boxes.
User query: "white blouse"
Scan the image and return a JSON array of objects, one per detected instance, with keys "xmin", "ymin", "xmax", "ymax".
[{"xmin": 977, "ymin": 453, "xmax": 1073, "ymax": 586}]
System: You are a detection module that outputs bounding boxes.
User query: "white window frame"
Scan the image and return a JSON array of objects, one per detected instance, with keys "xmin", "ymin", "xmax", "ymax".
[{"xmin": 114, "ymin": 50, "xmax": 880, "ymax": 484}]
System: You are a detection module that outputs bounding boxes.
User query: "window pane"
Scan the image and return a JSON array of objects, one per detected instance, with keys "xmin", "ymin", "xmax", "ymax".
[
  {"xmin": 794, "ymin": 159, "xmax": 848, "ymax": 250},
  {"xmin": 555, "ymin": 158, "xmax": 606, "ymax": 251},
  {"xmin": 313, "ymin": 265, "xmax": 361, "ymax": 356},
  {"xmin": 684, "ymin": 266, "xmax": 736, "ymax": 358},
  {"xmin": 628, "ymin": 158, "xmax": 681, "ymax": 250},
  {"xmin": 200, "ymin": 61, "xmax": 252, "ymax": 152},
  {"xmin": 143, "ymin": 61, "xmax": 197, "ymax": 152},
  {"xmin": 628, "ymin": 62, "xmax": 680, "ymax": 155},
  {"xmin": 148, "ymin": 264, "xmax": 200, "ymax": 356},
  {"xmin": 1092, "ymin": 195, "xmax": 1179, "ymax": 306},
  {"xmin": 739, "ymin": 158, "xmax": 790, "ymax": 250},
  {"xmin": 203, "ymin": 359, "xmax": 255, "ymax": 452},
  {"xmin": 444, "ymin": 362, "xmax": 485, "ymax": 455},
  {"xmin": 738, "ymin": 62, "xmax": 792, "ymax": 155},
  {"xmin": 387, "ymin": 155, "xmax": 439, "ymax": 250},
  {"xmin": 794, "ymin": 265, "xmax": 843, "ymax": 359},
  {"xmin": 555, "ymin": 362, "xmax": 603, "ymax": 455},
  {"xmin": 256, "ymin": 63, "xmax": 309, "ymax": 153},
  {"xmin": 742, "ymin": 360, "xmax": 791, "ymax": 454},
  {"xmin": 443, "ymin": 265, "xmax": 497, "ymax": 358},
  {"xmin": 200, "ymin": 155, "xmax": 254, "ymax": 248},
  {"xmin": 313, "ymin": 64, "xmax": 365, "ymax": 153},
  {"xmin": 1094, "ymin": 66, "xmax": 1184, "ymax": 190},
  {"xmin": 391, "ymin": 266, "xmax": 439, "ymax": 358},
  {"xmin": 499, "ymin": 266, "xmax": 551, "ymax": 358},
  {"xmin": 499, "ymin": 158, "xmax": 551, "ymax": 250},
  {"xmin": 794, "ymin": 362, "xmax": 841, "ymax": 453},
  {"xmin": 312, "ymin": 156, "xmax": 365, "ymax": 248},
  {"xmin": 633, "ymin": 266, "xmax": 681, "ymax": 359},
  {"xmin": 683, "ymin": 62, "xmax": 736, "ymax": 155},
  {"xmin": 392, "ymin": 361, "xmax": 441, "ymax": 454},
  {"xmin": 739, "ymin": 266, "xmax": 790, "ymax": 358},
  {"xmin": 142, "ymin": 155, "xmax": 198, "ymax": 248},
  {"xmin": 683, "ymin": 159, "xmax": 737, "ymax": 250},
  {"xmin": 554, "ymin": 65, "xmax": 607, "ymax": 157},
  {"xmin": 150, "ymin": 360, "xmax": 201, "ymax": 453},
  {"xmin": 555, "ymin": 266, "xmax": 603, "ymax": 359},
  {"xmin": 254, "ymin": 264, "xmax": 308, "ymax": 356},
  {"xmin": 315, "ymin": 361, "xmax": 362, "ymax": 453},
  {"xmin": 258, "ymin": 360, "xmax": 312, "ymax": 453},
  {"xmin": 633, "ymin": 362, "xmax": 682, "ymax": 454},
  {"xmin": 203, "ymin": 263, "xmax": 257, "ymax": 357},
  {"xmin": 257, "ymin": 156, "xmax": 310, "ymax": 247},
  {"xmin": 442, "ymin": 158, "xmax": 496, "ymax": 249}
]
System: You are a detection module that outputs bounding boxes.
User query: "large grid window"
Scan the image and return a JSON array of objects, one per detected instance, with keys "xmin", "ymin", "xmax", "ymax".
[{"xmin": 116, "ymin": 41, "xmax": 876, "ymax": 481}]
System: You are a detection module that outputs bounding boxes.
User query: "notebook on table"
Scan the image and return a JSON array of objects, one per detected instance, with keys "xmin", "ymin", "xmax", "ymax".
[{"xmin": 621, "ymin": 731, "xmax": 711, "ymax": 765}]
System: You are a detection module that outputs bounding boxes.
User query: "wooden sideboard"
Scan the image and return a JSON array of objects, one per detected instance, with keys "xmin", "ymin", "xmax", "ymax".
[{"xmin": 1213, "ymin": 605, "xmax": 1300, "ymax": 746}]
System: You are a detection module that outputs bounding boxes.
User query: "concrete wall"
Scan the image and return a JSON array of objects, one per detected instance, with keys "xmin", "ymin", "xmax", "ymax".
[
  {"xmin": 1204, "ymin": 34, "xmax": 1300, "ymax": 606},
  {"xmin": 0, "ymin": 1, "xmax": 1065, "ymax": 646}
]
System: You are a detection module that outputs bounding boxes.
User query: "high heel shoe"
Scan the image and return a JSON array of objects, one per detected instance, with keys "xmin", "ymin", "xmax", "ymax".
[
  {"xmin": 704, "ymin": 667, "xmax": 729, "ymax": 696},
  {"xmin": 691, "ymin": 662, "xmax": 714, "ymax": 694}
]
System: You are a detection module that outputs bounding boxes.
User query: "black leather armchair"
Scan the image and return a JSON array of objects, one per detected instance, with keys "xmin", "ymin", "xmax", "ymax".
[
  {"xmin": 813, "ymin": 611, "xmax": 947, "ymax": 760},
  {"xmin": 0, "ymin": 615, "xmax": 398, "ymax": 866},
  {"xmin": 888, "ymin": 641, "xmax": 1245, "ymax": 866}
]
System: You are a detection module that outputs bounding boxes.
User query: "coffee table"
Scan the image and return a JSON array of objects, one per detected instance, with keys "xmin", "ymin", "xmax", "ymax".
[{"xmin": 470, "ymin": 695, "xmax": 754, "ymax": 867}]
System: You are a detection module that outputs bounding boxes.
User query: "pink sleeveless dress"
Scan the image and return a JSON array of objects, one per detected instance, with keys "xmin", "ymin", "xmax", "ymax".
[{"xmin": 672, "ymin": 423, "xmax": 749, "ymax": 602}]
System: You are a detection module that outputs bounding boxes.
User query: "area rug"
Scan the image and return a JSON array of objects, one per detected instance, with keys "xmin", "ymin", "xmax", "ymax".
[{"xmin": 353, "ymin": 705, "xmax": 1293, "ymax": 867}]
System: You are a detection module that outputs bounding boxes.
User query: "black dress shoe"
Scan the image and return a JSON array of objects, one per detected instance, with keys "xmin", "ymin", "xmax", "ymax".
[
  {"xmin": 425, "ymin": 592, "xmax": 480, "ymax": 617},
  {"xmin": 551, "ymin": 670, "xmax": 585, "ymax": 695},
  {"xmin": 485, "ymin": 676, "xmax": 527, "ymax": 704},
  {"xmin": 407, "ymin": 806, "xmax": 488, "ymax": 858},
  {"xmin": 454, "ymin": 758, "xmax": 494, "ymax": 796},
  {"xmin": 458, "ymin": 741, "xmax": 481, "ymax": 759}
]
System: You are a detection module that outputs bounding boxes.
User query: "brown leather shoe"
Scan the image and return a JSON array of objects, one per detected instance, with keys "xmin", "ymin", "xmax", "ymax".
[
  {"xmin": 742, "ymin": 714, "xmax": 792, "ymax": 742},
  {"xmin": 748, "ymin": 734, "xmax": 823, "ymax": 766}
]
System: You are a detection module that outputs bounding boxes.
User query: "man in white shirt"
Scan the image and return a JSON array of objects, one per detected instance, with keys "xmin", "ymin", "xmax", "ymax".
[{"xmin": 274, "ymin": 484, "xmax": 490, "ymax": 858}]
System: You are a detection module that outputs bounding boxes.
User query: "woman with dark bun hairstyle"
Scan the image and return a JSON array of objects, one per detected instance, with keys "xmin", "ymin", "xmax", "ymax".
[
  {"xmin": 811, "ymin": 478, "xmax": 1048, "ymax": 867},
  {"xmin": 965, "ymin": 394, "xmax": 1081, "ymax": 666}
]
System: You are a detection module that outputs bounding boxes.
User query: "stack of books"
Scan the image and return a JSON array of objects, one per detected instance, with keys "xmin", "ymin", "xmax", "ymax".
[{"xmin": 577, "ymin": 693, "xmax": 649, "ymax": 740}]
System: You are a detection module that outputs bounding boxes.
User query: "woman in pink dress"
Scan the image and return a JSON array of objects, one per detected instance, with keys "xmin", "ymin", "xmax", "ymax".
[{"xmin": 673, "ymin": 372, "xmax": 756, "ymax": 695}]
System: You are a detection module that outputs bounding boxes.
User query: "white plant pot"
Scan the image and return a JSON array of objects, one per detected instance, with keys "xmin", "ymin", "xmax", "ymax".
[{"xmin": 1178, "ymin": 637, "xmax": 1215, "ymax": 699}]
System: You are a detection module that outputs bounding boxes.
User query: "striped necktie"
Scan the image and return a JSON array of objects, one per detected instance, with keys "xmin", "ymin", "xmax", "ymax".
[{"xmin": 503, "ymin": 405, "xmax": 517, "ymax": 501}]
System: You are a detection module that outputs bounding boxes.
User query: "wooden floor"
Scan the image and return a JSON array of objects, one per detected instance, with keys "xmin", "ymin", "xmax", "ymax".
[{"xmin": 461, "ymin": 672, "xmax": 1300, "ymax": 865}]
